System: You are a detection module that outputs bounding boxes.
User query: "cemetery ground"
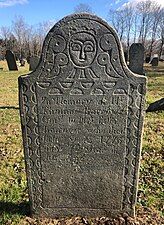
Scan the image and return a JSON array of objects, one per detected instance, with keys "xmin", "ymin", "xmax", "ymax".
[{"xmin": 0, "ymin": 61, "xmax": 163, "ymax": 225}]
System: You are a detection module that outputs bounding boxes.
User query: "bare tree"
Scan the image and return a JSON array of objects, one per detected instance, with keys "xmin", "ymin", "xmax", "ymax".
[
  {"xmin": 108, "ymin": 0, "xmax": 164, "ymax": 55},
  {"xmin": 148, "ymin": 4, "xmax": 162, "ymax": 56},
  {"xmin": 123, "ymin": 4, "xmax": 134, "ymax": 50},
  {"xmin": 137, "ymin": 0, "xmax": 156, "ymax": 45},
  {"xmin": 29, "ymin": 21, "xmax": 54, "ymax": 56},
  {"xmin": 158, "ymin": 8, "xmax": 164, "ymax": 58},
  {"xmin": 12, "ymin": 15, "xmax": 30, "ymax": 57},
  {"xmin": 0, "ymin": 26, "xmax": 11, "ymax": 40},
  {"xmin": 108, "ymin": 9, "xmax": 127, "ymax": 42},
  {"xmin": 0, "ymin": 26, "xmax": 12, "ymax": 47},
  {"xmin": 132, "ymin": 12, "xmax": 139, "ymax": 43},
  {"xmin": 0, "ymin": 16, "xmax": 57, "ymax": 59},
  {"xmin": 74, "ymin": 3, "xmax": 92, "ymax": 13}
]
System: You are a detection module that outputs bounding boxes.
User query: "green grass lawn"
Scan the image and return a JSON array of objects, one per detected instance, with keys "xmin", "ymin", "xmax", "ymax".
[{"xmin": 0, "ymin": 61, "xmax": 163, "ymax": 224}]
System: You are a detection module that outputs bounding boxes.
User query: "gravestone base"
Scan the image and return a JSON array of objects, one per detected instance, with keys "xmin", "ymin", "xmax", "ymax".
[{"xmin": 31, "ymin": 202, "xmax": 134, "ymax": 218}]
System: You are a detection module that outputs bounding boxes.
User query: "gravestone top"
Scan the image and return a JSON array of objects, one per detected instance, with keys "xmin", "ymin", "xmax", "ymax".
[
  {"xmin": 5, "ymin": 50, "xmax": 18, "ymax": 71},
  {"xmin": 129, "ymin": 43, "xmax": 145, "ymax": 75},
  {"xmin": 19, "ymin": 13, "xmax": 146, "ymax": 218},
  {"xmin": 151, "ymin": 57, "xmax": 158, "ymax": 67}
]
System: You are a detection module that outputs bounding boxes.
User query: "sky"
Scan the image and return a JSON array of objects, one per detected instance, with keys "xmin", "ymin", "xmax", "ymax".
[{"xmin": 0, "ymin": 0, "xmax": 164, "ymax": 27}]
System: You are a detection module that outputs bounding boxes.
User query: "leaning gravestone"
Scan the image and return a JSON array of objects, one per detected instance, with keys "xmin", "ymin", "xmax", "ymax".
[
  {"xmin": 129, "ymin": 43, "xmax": 145, "ymax": 75},
  {"xmin": 29, "ymin": 56, "xmax": 39, "ymax": 71},
  {"xmin": 19, "ymin": 14, "xmax": 146, "ymax": 218},
  {"xmin": 5, "ymin": 50, "xmax": 18, "ymax": 71}
]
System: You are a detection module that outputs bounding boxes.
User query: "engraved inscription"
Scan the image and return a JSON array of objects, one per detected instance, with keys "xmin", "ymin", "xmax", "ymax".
[{"xmin": 37, "ymin": 84, "xmax": 128, "ymax": 208}]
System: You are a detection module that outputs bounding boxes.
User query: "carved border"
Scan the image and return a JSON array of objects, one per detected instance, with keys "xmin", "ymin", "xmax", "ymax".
[
  {"xmin": 122, "ymin": 83, "xmax": 144, "ymax": 215},
  {"xmin": 19, "ymin": 14, "xmax": 146, "ymax": 217},
  {"xmin": 20, "ymin": 81, "xmax": 43, "ymax": 214},
  {"xmin": 20, "ymin": 81, "xmax": 145, "ymax": 217}
]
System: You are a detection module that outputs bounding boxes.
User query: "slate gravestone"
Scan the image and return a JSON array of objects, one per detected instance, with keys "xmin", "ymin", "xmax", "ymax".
[
  {"xmin": 146, "ymin": 98, "xmax": 164, "ymax": 112},
  {"xmin": 5, "ymin": 50, "xmax": 18, "ymax": 71},
  {"xmin": 129, "ymin": 43, "xmax": 144, "ymax": 75},
  {"xmin": 29, "ymin": 56, "xmax": 39, "ymax": 71},
  {"xmin": 145, "ymin": 56, "xmax": 150, "ymax": 63},
  {"xmin": 19, "ymin": 14, "xmax": 146, "ymax": 218},
  {"xmin": 151, "ymin": 57, "xmax": 158, "ymax": 67}
]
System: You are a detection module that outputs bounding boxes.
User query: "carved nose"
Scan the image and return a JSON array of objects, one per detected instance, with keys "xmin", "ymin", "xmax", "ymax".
[{"xmin": 79, "ymin": 49, "xmax": 86, "ymax": 60}]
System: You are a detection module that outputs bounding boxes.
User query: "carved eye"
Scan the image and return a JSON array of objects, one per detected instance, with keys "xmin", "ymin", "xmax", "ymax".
[
  {"xmin": 71, "ymin": 43, "xmax": 81, "ymax": 51},
  {"xmin": 84, "ymin": 44, "xmax": 94, "ymax": 52}
]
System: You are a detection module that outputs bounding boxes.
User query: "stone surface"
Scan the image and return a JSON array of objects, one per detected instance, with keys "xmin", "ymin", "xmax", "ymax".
[
  {"xmin": 146, "ymin": 98, "xmax": 164, "ymax": 112},
  {"xmin": 19, "ymin": 14, "xmax": 146, "ymax": 218},
  {"xmin": 29, "ymin": 56, "xmax": 39, "ymax": 71},
  {"xmin": 151, "ymin": 57, "xmax": 158, "ymax": 67},
  {"xmin": 129, "ymin": 43, "xmax": 144, "ymax": 75},
  {"xmin": 5, "ymin": 50, "xmax": 18, "ymax": 71}
]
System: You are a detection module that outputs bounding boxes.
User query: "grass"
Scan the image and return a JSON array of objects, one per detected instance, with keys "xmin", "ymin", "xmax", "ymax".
[{"xmin": 0, "ymin": 60, "xmax": 164, "ymax": 224}]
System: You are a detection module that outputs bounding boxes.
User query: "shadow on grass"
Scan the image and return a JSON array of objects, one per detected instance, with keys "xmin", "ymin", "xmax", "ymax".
[
  {"xmin": 0, "ymin": 201, "xmax": 30, "ymax": 216},
  {"xmin": 146, "ymin": 73, "xmax": 164, "ymax": 78},
  {"xmin": 0, "ymin": 106, "xmax": 19, "ymax": 110}
]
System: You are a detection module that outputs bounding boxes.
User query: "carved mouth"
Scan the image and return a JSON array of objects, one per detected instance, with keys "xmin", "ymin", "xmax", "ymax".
[{"xmin": 79, "ymin": 59, "xmax": 86, "ymax": 62}]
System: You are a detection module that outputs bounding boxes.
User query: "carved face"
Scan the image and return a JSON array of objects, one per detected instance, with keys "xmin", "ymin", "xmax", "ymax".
[{"xmin": 69, "ymin": 32, "xmax": 96, "ymax": 67}]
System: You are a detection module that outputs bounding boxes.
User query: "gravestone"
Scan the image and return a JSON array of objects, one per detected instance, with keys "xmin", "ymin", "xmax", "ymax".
[
  {"xmin": 5, "ymin": 50, "xmax": 18, "ymax": 71},
  {"xmin": 20, "ymin": 59, "xmax": 25, "ymax": 66},
  {"xmin": 145, "ymin": 56, "xmax": 150, "ymax": 63},
  {"xmin": 29, "ymin": 56, "xmax": 39, "ymax": 71},
  {"xmin": 151, "ymin": 57, "xmax": 158, "ymax": 67},
  {"xmin": 146, "ymin": 98, "xmax": 164, "ymax": 112},
  {"xmin": 129, "ymin": 43, "xmax": 144, "ymax": 75},
  {"xmin": 19, "ymin": 14, "xmax": 146, "ymax": 218}
]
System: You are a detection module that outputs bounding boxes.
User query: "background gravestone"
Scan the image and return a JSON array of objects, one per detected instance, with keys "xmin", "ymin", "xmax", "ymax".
[
  {"xmin": 29, "ymin": 56, "xmax": 39, "ymax": 71},
  {"xmin": 20, "ymin": 59, "xmax": 25, "ymax": 66},
  {"xmin": 129, "ymin": 43, "xmax": 145, "ymax": 75},
  {"xmin": 146, "ymin": 98, "xmax": 164, "ymax": 112},
  {"xmin": 151, "ymin": 57, "xmax": 159, "ymax": 67},
  {"xmin": 19, "ymin": 14, "xmax": 146, "ymax": 218},
  {"xmin": 5, "ymin": 50, "xmax": 18, "ymax": 71},
  {"xmin": 145, "ymin": 55, "xmax": 150, "ymax": 63}
]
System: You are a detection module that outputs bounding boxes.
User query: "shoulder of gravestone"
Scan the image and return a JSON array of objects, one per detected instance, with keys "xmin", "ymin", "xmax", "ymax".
[
  {"xmin": 18, "ymin": 71, "xmax": 36, "ymax": 85},
  {"xmin": 122, "ymin": 64, "xmax": 147, "ymax": 84}
]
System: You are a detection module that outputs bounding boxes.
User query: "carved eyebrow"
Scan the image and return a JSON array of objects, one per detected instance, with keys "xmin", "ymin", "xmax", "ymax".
[
  {"xmin": 84, "ymin": 40, "xmax": 94, "ymax": 46},
  {"xmin": 71, "ymin": 40, "xmax": 83, "ymax": 46}
]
